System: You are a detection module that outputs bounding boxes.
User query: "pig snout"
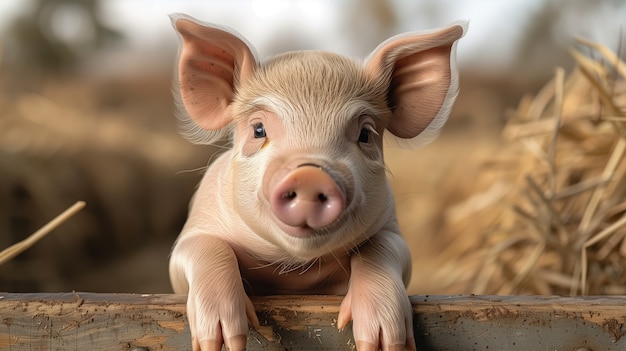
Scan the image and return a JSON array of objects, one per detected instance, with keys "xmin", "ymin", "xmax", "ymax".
[{"xmin": 270, "ymin": 164, "xmax": 345, "ymax": 235}]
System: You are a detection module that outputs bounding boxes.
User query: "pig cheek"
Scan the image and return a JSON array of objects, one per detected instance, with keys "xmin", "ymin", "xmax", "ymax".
[
  {"xmin": 231, "ymin": 122, "xmax": 269, "ymax": 218},
  {"xmin": 341, "ymin": 156, "xmax": 388, "ymax": 240},
  {"xmin": 240, "ymin": 136, "xmax": 267, "ymax": 157},
  {"xmin": 230, "ymin": 130, "xmax": 269, "ymax": 216},
  {"xmin": 231, "ymin": 150, "xmax": 293, "ymax": 251}
]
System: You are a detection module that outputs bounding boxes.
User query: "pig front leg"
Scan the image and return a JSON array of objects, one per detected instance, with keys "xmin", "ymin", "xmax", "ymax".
[
  {"xmin": 338, "ymin": 231, "xmax": 416, "ymax": 351},
  {"xmin": 170, "ymin": 235, "xmax": 259, "ymax": 351}
]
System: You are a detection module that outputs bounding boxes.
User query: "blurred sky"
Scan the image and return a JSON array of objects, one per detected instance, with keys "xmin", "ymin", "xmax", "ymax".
[{"xmin": 1, "ymin": 0, "xmax": 626, "ymax": 77}]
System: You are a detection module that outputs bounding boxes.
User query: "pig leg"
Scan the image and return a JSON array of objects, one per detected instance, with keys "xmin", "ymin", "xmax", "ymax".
[
  {"xmin": 170, "ymin": 235, "xmax": 259, "ymax": 351},
  {"xmin": 338, "ymin": 231, "xmax": 415, "ymax": 351}
]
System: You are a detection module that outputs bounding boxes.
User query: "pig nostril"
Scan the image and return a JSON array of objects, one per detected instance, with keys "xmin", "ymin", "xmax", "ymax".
[
  {"xmin": 282, "ymin": 191, "xmax": 296, "ymax": 200},
  {"xmin": 282, "ymin": 191, "xmax": 329, "ymax": 203}
]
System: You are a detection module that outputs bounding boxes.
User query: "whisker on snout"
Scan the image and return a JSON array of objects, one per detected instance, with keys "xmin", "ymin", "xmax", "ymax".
[
  {"xmin": 299, "ymin": 257, "xmax": 320, "ymax": 275},
  {"xmin": 175, "ymin": 165, "xmax": 210, "ymax": 175},
  {"xmin": 331, "ymin": 251, "xmax": 350, "ymax": 276}
]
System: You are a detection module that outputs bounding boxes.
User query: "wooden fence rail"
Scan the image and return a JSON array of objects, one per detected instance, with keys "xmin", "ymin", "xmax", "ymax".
[{"xmin": 1, "ymin": 293, "xmax": 625, "ymax": 350}]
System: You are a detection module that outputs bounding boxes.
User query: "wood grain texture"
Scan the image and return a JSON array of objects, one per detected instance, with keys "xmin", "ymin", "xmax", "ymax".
[{"xmin": 1, "ymin": 293, "xmax": 626, "ymax": 350}]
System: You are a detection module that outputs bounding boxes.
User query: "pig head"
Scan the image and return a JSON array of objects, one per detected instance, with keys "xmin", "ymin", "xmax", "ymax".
[{"xmin": 169, "ymin": 13, "xmax": 466, "ymax": 351}]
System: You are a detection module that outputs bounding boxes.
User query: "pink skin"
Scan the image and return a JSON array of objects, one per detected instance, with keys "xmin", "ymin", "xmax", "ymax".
[
  {"xmin": 269, "ymin": 164, "xmax": 345, "ymax": 237},
  {"xmin": 168, "ymin": 13, "xmax": 466, "ymax": 351}
]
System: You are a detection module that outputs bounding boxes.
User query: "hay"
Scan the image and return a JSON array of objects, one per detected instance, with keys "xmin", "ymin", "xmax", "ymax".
[
  {"xmin": 0, "ymin": 201, "xmax": 85, "ymax": 266},
  {"xmin": 441, "ymin": 39, "xmax": 626, "ymax": 296}
]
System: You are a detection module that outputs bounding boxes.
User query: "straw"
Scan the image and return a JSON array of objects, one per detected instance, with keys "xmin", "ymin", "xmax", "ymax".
[
  {"xmin": 438, "ymin": 38, "xmax": 626, "ymax": 296},
  {"xmin": 0, "ymin": 201, "xmax": 86, "ymax": 266}
]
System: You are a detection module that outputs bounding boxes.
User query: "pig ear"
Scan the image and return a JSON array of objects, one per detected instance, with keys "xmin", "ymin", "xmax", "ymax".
[
  {"xmin": 366, "ymin": 21, "xmax": 467, "ymax": 148},
  {"xmin": 170, "ymin": 13, "xmax": 258, "ymax": 144}
]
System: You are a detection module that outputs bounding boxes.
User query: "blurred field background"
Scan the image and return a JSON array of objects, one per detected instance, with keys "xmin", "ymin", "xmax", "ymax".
[{"xmin": 1, "ymin": 0, "xmax": 625, "ymax": 295}]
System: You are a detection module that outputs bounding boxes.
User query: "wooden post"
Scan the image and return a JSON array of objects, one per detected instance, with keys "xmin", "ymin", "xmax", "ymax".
[{"xmin": 1, "ymin": 293, "xmax": 626, "ymax": 350}]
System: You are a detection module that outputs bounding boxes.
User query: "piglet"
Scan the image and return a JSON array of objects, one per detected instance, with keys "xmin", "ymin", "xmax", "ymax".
[{"xmin": 169, "ymin": 13, "xmax": 466, "ymax": 351}]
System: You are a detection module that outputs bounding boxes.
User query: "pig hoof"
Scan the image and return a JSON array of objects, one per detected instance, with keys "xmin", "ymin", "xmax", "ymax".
[
  {"xmin": 339, "ymin": 281, "xmax": 416, "ymax": 351},
  {"xmin": 356, "ymin": 341, "xmax": 410, "ymax": 351}
]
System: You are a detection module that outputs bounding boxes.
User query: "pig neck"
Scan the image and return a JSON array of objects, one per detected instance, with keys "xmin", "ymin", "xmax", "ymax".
[{"xmin": 233, "ymin": 244, "xmax": 351, "ymax": 295}]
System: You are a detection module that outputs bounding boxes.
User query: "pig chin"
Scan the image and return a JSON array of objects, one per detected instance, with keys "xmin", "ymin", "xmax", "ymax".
[
  {"xmin": 273, "ymin": 212, "xmax": 347, "ymax": 239},
  {"xmin": 269, "ymin": 216, "xmax": 357, "ymax": 259}
]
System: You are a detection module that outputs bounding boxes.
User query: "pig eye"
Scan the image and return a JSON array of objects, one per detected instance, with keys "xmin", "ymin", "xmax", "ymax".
[
  {"xmin": 358, "ymin": 127, "xmax": 370, "ymax": 143},
  {"xmin": 253, "ymin": 122, "xmax": 267, "ymax": 138},
  {"xmin": 359, "ymin": 125, "xmax": 377, "ymax": 144}
]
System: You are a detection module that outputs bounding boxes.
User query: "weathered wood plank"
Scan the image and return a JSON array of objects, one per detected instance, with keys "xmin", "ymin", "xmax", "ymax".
[{"xmin": 1, "ymin": 293, "xmax": 625, "ymax": 350}]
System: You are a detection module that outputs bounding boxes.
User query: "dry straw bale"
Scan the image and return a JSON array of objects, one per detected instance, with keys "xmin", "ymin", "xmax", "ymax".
[{"xmin": 440, "ymin": 39, "xmax": 626, "ymax": 296}]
